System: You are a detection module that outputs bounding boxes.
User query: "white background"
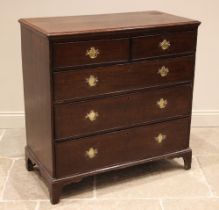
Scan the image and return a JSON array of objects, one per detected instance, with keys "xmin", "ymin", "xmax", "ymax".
[{"xmin": 0, "ymin": 0, "xmax": 218, "ymax": 127}]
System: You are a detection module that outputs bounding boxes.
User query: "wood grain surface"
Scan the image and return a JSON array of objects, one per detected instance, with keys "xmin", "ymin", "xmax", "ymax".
[
  {"xmin": 55, "ymin": 117, "xmax": 191, "ymax": 177},
  {"xmin": 54, "ymin": 55, "xmax": 195, "ymax": 102},
  {"xmin": 19, "ymin": 11, "xmax": 200, "ymax": 37},
  {"xmin": 54, "ymin": 84, "xmax": 192, "ymax": 140}
]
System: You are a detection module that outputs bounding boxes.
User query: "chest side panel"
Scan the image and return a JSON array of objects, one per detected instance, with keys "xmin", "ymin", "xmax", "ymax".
[{"xmin": 21, "ymin": 26, "xmax": 54, "ymax": 176}]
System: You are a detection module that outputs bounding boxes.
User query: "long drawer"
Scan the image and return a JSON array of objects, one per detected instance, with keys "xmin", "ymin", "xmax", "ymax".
[
  {"xmin": 55, "ymin": 117, "xmax": 190, "ymax": 178},
  {"xmin": 54, "ymin": 84, "xmax": 192, "ymax": 140},
  {"xmin": 53, "ymin": 55, "xmax": 195, "ymax": 102}
]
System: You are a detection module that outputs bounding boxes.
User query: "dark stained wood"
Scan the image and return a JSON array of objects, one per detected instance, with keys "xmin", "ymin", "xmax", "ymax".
[
  {"xmin": 25, "ymin": 147, "xmax": 35, "ymax": 171},
  {"xmin": 55, "ymin": 117, "xmax": 191, "ymax": 177},
  {"xmin": 183, "ymin": 150, "xmax": 192, "ymax": 170},
  {"xmin": 21, "ymin": 26, "xmax": 54, "ymax": 176},
  {"xmin": 132, "ymin": 31, "xmax": 197, "ymax": 59},
  {"xmin": 54, "ymin": 84, "xmax": 192, "ymax": 140},
  {"xmin": 20, "ymin": 11, "xmax": 200, "ymax": 204},
  {"xmin": 19, "ymin": 11, "xmax": 200, "ymax": 37},
  {"xmin": 54, "ymin": 55, "xmax": 195, "ymax": 102},
  {"xmin": 53, "ymin": 38, "xmax": 129, "ymax": 68}
]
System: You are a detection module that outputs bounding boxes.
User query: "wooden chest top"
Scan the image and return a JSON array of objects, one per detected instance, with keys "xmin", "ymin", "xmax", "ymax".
[{"xmin": 19, "ymin": 11, "xmax": 200, "ymax": 37}]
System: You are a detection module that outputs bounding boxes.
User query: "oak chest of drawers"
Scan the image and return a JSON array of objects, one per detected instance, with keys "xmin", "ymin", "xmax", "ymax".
[{"xmin": 19, "ymin": 11, "xmax": 200, "ymax": 204}]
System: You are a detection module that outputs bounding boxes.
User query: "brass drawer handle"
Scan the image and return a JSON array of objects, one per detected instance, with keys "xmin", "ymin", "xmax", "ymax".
[
  {"xmin": 85, "ymin": 110, "xmax": 99, "ymax": 122},
  {"xmin": 159, "ymin": 39, "xmax": 170, "ymax": 50},
  {"xmin": 86, "ymin": 147, "xmax": 98, "ymax": 159},
  {"xmin": 155, "ymin": 133, "xmax": 166, "ymax": 144},
  {"xmin": 86, "ymin": 75, "xmax": 98, "ymax": 87},
  {"xmin": 158, "ymin": 66, "xmax": 169, "ymax": 77},
  {"xmin": 86, "ymin": 47, "xmax": 100, "ymax": 59},
  {"xmin": 157, "ymin": 98, "xmax": 168, "ymax": 109}
]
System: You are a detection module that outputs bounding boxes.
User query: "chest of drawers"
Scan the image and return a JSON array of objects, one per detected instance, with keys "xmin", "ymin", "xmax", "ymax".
[{"xmin": 19, "ymin": 11, "xmax": 200, "ymax": 204}]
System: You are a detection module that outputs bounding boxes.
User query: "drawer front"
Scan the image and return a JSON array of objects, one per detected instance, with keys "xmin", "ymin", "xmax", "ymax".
[
  {"xmin": 54, "ymin": 85, "xmax": 192, "ymax": 140},
  {"xmin": 54, "ymin": 55, "xmax": 194, "ymax": 102},
  {"xmin": 132, "ymin": 31, "xmax": 196, "ymax": 59},
  {"xmin": 55, "ymin": 117, "xmax": 190, "ymax": 177},
  {"xmin": 53, "ymin": 39, "xmax": 129, "ymax": 68}
]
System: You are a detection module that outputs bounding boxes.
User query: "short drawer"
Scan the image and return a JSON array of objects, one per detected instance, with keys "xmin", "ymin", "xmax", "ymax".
[
  {"xmin": 132, "ymin": 31, "xmax": 196, "ymax": 59},
  {"xmin": 54, "ymin": 84, "xmax": 192, "ymax": 140},
  {"xmin": 53, "ymin": 38, "xmax": 129, "ymax": 68},
  {"xmin": 54, "ymin": 55, "xmax": 195, "ymax": 102},
  {"xmin": 55, "ymin": 117, "xmax": 190, "ymax": 177}
]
